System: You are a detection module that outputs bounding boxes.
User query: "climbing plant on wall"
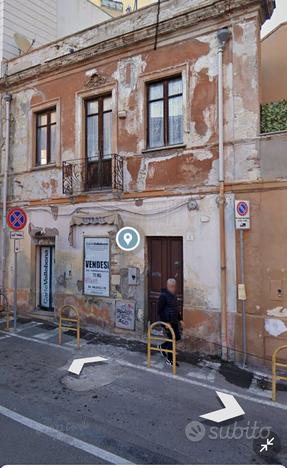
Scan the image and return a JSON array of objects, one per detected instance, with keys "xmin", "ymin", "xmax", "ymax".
[{"xmin": 261, "ymin": 100, "xmax": 287, "ymax": 133}]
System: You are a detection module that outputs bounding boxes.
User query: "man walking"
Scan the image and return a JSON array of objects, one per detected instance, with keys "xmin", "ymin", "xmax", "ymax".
[{"xmin": 157, "ymin": 278, "xmax": 183, "ymax": 366}]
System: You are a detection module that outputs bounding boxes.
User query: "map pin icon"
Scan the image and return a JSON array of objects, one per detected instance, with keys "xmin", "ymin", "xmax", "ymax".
[{"xmin": 123, "ymin": 232, "xmax": 132, "ymax": 246}]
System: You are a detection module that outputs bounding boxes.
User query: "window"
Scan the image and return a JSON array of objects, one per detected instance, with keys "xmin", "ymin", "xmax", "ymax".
[
  {"xmin": 36, "ymin": 108, "xmax": 56, "ymax": 165},
  {"xmin": 101, "ymin": 0, "xmax": 123, "ymax": 11},
  {"xmin": 86, "ymin": 95, "xmax": 112, "ymax": 159},
  {"xmin": 147, "ymin": 76, "xmax": 183, "ymax": 148}
]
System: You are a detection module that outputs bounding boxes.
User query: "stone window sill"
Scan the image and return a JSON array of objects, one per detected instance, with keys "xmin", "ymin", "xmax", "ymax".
[
  {"xmin": 142, "ymin": 144, "xmax": 186, "ymax": 154},
  {"xmin": 31, "ymin": 163, "xmax": 57, "ymax": 171}
]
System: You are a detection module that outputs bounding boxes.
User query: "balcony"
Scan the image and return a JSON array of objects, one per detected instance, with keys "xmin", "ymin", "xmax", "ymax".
[{"xmin": 62, "ymin": 154, "xmax": 123, "ymax": 195}]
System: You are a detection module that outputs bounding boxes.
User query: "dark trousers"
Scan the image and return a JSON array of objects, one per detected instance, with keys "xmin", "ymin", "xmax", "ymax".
[{"xmin": 163, "ymin": 322, "xmax": 181, "ymax": 361}]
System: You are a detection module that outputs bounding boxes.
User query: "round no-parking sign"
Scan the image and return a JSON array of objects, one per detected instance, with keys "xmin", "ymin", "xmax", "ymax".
[
  {"xmin": 236, "ymin": 201, "xmax": 249, "ymax": 218},
  {"xmin": 7, "ymin": 207, "xmax": 27, "ymax": 231}
]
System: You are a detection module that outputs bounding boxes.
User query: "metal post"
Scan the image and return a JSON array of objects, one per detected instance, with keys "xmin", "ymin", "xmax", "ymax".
[
  {"xmin": 13, "ymin": 239, "xmax": 18, "ymax": 330},
  {"xmin": 240, "ymin": 229, "xmax": 247, "ymax": 367},
  {"xmin": 272, "ymin": 351, "xmax": 276, "ymax": 402},
  {"xmin": 1, "ymin": 94, "xmax": 12, "ymax": 293},
  {"xmin": 217, "ymin": 28, "xmax": 231, "ymax": 361},
  {"xmin": 147, "ymin": 326, "xmax": 151, "ymax": 368}
]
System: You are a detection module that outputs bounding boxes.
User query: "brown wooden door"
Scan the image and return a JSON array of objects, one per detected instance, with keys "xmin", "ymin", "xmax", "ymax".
[{"xmin": 147, "ymin": 237, "xmax": 183, "ymax": 323}]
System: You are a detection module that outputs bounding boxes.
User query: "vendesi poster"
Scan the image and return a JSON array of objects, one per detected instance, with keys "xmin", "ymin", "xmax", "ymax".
[{"xmin": 84, "ymin": 237, "xmax": 110, "ymax": 297}]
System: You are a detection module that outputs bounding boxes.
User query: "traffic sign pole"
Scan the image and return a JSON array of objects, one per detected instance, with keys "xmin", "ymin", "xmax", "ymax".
[
  {"xmin": 239, "ymin": 230, "xmax": 247, "ymax": 368},
  {"xmin": 234, "ymin": 200, "xmax": 249, "ymax": 367},
  {"xmin": 7, "ymin": 207, "xmax": 27, "ymax": 331},
  {"xmin": 13, "ymin": 239, "xmax": 18, "ymax": 330}
]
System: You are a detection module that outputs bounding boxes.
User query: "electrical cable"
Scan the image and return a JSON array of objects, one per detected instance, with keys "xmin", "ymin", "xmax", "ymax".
[
  {"xmin": 27, "ymin": 199, "xmax": 190, "ymax": 217},
  {"xmin": 154, "ymin": 0, "xmax": 161, "ymax": 50}
]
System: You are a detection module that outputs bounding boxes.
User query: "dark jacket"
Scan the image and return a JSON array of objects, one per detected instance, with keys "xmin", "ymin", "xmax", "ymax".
[{"xmin": 157, "ymin": 288, "xmax": 182, "ymax": 324}]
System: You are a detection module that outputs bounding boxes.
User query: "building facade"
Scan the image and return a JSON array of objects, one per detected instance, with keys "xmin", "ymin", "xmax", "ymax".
[
  {"xmin": 261, "ymin": 22, "xmax": 287, "ymax": 104},
  {"xmin": 2, "ymin": 0, "xmax": 286, "ymax": 369},
  {"xmin": 91, "ymin": 0, "xmax": 156, "ymax": 16}
]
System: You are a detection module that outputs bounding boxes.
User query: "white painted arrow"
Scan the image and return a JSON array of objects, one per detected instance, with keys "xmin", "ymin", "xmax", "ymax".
[
  {"xmin": 68, "ymin": 356, "xmax": 108, "ymax": 375},
  {"xmin": 200, "ymin": 391, "xmax": 245, "ymax": 423}
]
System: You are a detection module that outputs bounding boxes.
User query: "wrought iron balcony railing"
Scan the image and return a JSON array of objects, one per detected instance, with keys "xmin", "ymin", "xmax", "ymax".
[{"xmin": 62, "ymin": 154, "xmax": 123, "ymax": 195}]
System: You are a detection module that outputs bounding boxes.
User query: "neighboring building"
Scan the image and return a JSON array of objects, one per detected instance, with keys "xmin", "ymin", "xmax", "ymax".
[
  {"xmin": 2, "ymin": 0, "xmax": 286, "ymax": 370},
  {"xmin": 261, "ymin": 22, "xmax": 287, "ymax": 103},
  {"xmin": 0, "ymin": 0, "xmax": 109, "ymax": 64},
  {"xmin": 91, "ymin": 0, "xmax": 156, "ymax": 16}
]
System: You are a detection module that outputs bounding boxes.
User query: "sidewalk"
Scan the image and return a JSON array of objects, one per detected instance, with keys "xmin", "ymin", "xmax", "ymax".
[{"xmin": 2, "ymin": 316, "xmax": 287, "ymax": 405}]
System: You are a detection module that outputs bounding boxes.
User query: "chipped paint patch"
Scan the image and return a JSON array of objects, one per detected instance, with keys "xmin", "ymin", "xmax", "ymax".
[
  {"xmin": 267, "ymin": 307, "xmax": 287, "ymax": 318},
  {"xmin": 265, "ymin": 318, "xmax": 287, "ymax": 337}
]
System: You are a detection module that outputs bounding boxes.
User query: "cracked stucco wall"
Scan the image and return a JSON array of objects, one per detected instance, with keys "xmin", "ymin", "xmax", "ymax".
[
  {"xmin": 6, "ymin": 12, "xmax": 265, "ymax": 203},
  {"xmin": 6, "ymin": 192, "xmax": 236, "ymax": 345}
]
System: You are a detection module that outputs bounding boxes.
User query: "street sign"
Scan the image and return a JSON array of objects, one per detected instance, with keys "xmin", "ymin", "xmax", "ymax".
[
  {"xmin": 10, "ymin": 231, "xmax": 24, "ymax": 239},
  {"xmin": 236, "ymin": 200, "xmax": 249, "ymax": 218},
  {"xmin": 235, "ymin": 200, "xmax": 250, "ymax": 230},
  {"xmin": 7, "ymin": 207, "xmax": 27, "ymax": 231},
  {"xmin": 236, "ymin": 218, "xmax": 250, "ymax": 230}
]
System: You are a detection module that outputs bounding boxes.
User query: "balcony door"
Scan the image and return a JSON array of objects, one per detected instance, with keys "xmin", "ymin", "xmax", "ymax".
[{"xmin": 85, "ymin": 95, "xmax": 112, "ymax": 190}]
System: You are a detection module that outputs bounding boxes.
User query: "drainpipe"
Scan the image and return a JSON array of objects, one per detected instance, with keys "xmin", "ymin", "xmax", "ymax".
[
  {"xmin": 217, "ymin": 28, "xmax": 230, "ymax": 361},
  {"xmin": 0, "ymin": 93, "xmax": 12, "ymax": 293}
]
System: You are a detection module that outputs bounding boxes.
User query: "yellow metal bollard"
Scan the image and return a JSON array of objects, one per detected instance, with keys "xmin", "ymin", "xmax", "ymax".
[
  {"xmin": 272, "ymin": 344, "xmax": 287, "ymax": 402},
  {"xmin": 147, "ymin": 321, "xmax": 177, "ymax": 375},
  {"xmin": 58, "ymin": 305, "xmax": 81, "ymax": 350}
]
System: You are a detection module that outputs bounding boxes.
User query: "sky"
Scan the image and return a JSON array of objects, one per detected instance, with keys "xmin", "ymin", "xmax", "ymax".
[{"xmin": 261, "ymin": 0, "xmax": 287, "ymax": 37}]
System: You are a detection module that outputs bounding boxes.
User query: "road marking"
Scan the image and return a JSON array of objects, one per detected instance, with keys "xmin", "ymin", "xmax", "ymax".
[
  {"xmin": 0, "ymin": 403, "xmax": 133, "ymax": 465},
  {"xmin": 0, "ymin": 335, "xmax": 11, "ymax": 341},
  {"xmin": 66, "ymin": 340, "xmax": 85, "ymax": 348},
  {"xmin": 116, "ymin": 360, "xmax": 287, "ymax": 411},
  {"xmin": 186, "ymin": 369, "xmax": 216, "ymax": 382},
  {"xmin": 0, "ymin": 330, "xmax": 71, "ymax": 350},
  {"xmin": 16, "ymin": 323, "xmax": 43, "ymax": 333},
  {"xmin": 34, "ymin": 329, "xmax": 59, "ymax": 340}
]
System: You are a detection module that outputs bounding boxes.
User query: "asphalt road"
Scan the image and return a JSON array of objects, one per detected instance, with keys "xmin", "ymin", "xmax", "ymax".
[
  {"xmin": 0, "ymin": 322, "xmax": 286, "ymax": 466},
  {"xmin": 0, "ymin": 414, "xmax": 105, "ymax": 465}
]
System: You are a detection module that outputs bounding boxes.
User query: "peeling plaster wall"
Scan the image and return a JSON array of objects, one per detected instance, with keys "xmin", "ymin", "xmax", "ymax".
[
  {"xmin": 234, "ymin": 189, "xmax": 287, "ymax": 366},
  {"xmin": 7, "ymin": 13, "xmax": 266, "ymax": 202},
  {"xmin": 5, "ymin": 194, "xmax": 236, "ymax": 347}
]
